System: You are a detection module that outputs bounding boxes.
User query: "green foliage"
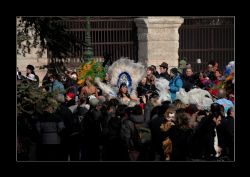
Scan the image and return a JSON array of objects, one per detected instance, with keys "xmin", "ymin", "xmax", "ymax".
[
  {"xmin": 17, "ymin": 17, "xmax": 87, "ymax": 59},
  {"xmin": 17, "ymin": 79, "xmax": 59, "ymax": 116}
]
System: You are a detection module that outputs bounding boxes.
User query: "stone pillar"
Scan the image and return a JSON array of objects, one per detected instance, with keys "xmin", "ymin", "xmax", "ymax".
[{"xmin": 134, "ymin": 16, "xmax": 184, "ymax": 71}]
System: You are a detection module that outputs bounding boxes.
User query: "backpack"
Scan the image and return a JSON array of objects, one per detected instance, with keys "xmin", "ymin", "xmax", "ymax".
[{"xmin": 132, "ymin": 122, "xmax": 152, "ymax": 149}]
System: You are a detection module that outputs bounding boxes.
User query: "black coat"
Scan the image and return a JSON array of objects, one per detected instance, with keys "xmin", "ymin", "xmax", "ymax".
[
  {"xmin": 56, "ymin": 104, "xmax": 73, "ymax": 137},
  {"xmin": 149, "ymin": 115, "xmax": 165, "ymax": 156},
  {"xmin": 80, "ymin": 107, "xmax": 102, "ymax": 144},
  {"xmin": 162, "ymin": 126, "xmax": 193, "ymax": 161},
  {"xmin": 190, "ymin": 116, "xmax": 225, "ymax": 160},
  {"xmin": 217, "ymin": 116, "xmax": 234, "ymax": 160},
  {"xmin": 137, "ymin": 83, "xmax": 150, "ymax": 97},
  {"xmin": 159, "ymin": 72, "xmax": 171, "ymax": 81},
  {"xmin": 102, "ymin": 117, "xmax": 129, "ymax": 161},
  {"xmin": 181, "ymin": 74, "xmax": 195, "ymax": 92}
]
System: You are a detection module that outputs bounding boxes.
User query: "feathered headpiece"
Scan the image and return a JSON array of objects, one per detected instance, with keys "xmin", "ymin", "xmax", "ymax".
[
  {"xmin": 107, "ymin": 58, "xmax": 146, "ymax": 94},
  {"xmin": 95, "ymin": 58, "xmax": 146, "ymax": 98}
]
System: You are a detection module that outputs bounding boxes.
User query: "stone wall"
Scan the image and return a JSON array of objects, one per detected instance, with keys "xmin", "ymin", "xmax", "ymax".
[
  {"xmin": 17, "ymin": 17, "xmax": 48, "ymax": 86},
  {"xmin": 17, "ymin": 51, "xmax": 48, "ymax": 86}
]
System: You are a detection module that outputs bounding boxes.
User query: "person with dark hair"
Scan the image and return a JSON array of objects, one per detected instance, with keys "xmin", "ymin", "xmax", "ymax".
[
  {"xmin": 144, "ymin": 67, "xmax": 158, "ymax": 98},
  {"xmin": 49, "ymin": 74, "xmax": 65, "ymax": 93},
  {"xmin": 80, "ymin": 97, "xmax": 103, "ymax": 160},
  {"xmin": 120, "ymin": 104, "xmax": 151, "ymax": 161},
  {"xmin": 148, "ymin": 102, "xmax": 170, "ymax": 161},
  {"xmin": 117, "ymin": 83, "xmax": 138, "ymax": 106},
  {"xmin": 55, "ymin": 94, "xmax": 83, "ymax": 161},
  {"xmin": 102, "ymin": 52, "xmax": 112, "ymax": 68},
  {"xmin": 161, "ymin": 108, "xmax": 193, "ymax": 161},
  {"xmin": 146, "ymin": 66, "xmax": 156, "ymax": 85},
  {"xmin": 190, "ymin": 110, "xmax": 225, "ymax": 160},
  {"xmin": 137, "ymin": 77, "xmax": 150, "ymax": 98},
  {"xmin": 102, "ymin": 104, "xmax": 130, "ymax": 161},
  {"xmin": 210, "ymin": 69, "xmax": 223, "ymax": 97},
  {"xmin": 159, "ymin": 62, "xmax": 170, "ymax": 80},
  {"xmin": 169, "ymin": 68, "xmax": 183, "ymax": 102},
  {"xmin": 151, "ymin": 65, "xmax": 160, "ymax": 78},
  {"xmin": 26, "ymin": 64, "xmax": 39, "ymax": 87},
  {"xmin": 205, "ymin": 61, "xmax": 217, "ymax": 82},
  {"xmin": 181, "ymin": 68, "xmax": 195, "ymax": 92}
]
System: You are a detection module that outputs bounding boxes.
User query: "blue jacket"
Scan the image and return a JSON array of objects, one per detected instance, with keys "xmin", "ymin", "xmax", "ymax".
[
  {"xmin": 169, "ymin": 75, "xmax": 183, "ymax": 101},
  {"xmin": 50, "ymin": 80, "xmax": 65, "ymax": 93}
]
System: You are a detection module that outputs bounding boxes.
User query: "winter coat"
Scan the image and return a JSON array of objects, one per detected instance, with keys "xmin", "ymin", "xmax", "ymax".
[
  {"xmin": 169, "ymin": 75, "xmax": 183, "ymax": 101},
  {"xmin": 159, "ymin": 72, "xmax": 171, "ymax": 81},
  {"xmin": 36, "ymin": 111, "xmax": 65, "ymax": 144},
  {"xmin": 55, "ymin": 104, "xmax": 73, "ymax": 137},
  {"xmin": 120, "ymin": 114, "xmax": 145, "ymax": 149},
  {"xmin": 190, "ymin": 115, "xmax": 225, "ymax": 160},
  {"xmin": 137, "ymin": 83, "xmax": 150, "ymax": 97},
  {"xmin": 181, "ymin": 74, "xmax": 195, "ymax": 92},
  {"xmin": 80, "ymin": 107, "xmax": 102, "ymax": 144},
  {"xmin": 149, "ymin": 115, "xmax": 165, "ymax": 155},
  {"xmin": 49, "ymin": 80, "xmax": 65, "ymax": 93},
  {"xmin": 162, "ymin": 125, "xmax": 193, "ymax": 161}
]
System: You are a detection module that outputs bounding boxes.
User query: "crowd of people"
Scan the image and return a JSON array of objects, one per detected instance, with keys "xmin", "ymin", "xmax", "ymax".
[{"xmin": 17, "ymin": 59, "xmax": 235, "ymax": 161}]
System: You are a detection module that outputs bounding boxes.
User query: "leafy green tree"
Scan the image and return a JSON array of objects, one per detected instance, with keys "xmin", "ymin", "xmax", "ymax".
[{"xmin": 17, "ymin": 16, "xmax": 86, "ymax": 59}]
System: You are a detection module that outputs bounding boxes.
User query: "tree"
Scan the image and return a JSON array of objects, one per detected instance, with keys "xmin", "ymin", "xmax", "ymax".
[{"xmin": 17, "ymin": 16, "xmax": 87, "ymax": 59}]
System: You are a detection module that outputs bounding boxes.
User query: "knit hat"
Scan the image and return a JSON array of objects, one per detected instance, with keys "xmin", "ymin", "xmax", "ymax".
[
  {"xmin": 66, "ymin": 92, "xmax": 75, "ymax": 100},
  {"xmin": 26, "ymin": 64, "xmax": 35, "ymax": 71},
  {"xmin": 179, "ymin": 59, "xmax": 187, "ymax": 69}
]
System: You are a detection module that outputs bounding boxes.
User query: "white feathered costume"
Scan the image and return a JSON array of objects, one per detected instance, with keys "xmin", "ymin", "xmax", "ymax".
[
  {"xmin": 176, "ymin": 88, "xmax": 214, "ymax": 110},
  {"xmin": 95, "ymin": 58, "xmax": 146, "ymax": 106},
  {"xmin": 155, "ymin": 78, "xmax": 172, "ymax": 102}
]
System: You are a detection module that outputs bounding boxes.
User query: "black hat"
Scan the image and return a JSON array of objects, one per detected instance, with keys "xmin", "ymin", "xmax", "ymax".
[
  {"xmin": 210, "ymin": 103, "xmax": 221, "ymax": 114},
  {"xmin": 26, "ymin": 65, "xmax": 35, "ymax": 71},
  {"xmin": 170, "ymin": 68, "xmax": 179, "ymax": 75},
  {"xmin": 159, "ymin": 62, "xmax": 168, "ymax": 69}
]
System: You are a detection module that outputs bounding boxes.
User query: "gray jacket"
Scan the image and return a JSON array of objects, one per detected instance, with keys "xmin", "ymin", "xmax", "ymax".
[{"xmin": 36, "ymin": 112, "xmax": 65, "ymax": 144}]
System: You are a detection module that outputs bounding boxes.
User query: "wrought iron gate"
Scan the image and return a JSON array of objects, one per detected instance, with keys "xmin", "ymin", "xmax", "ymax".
[
  {"xmin": 179, "ymin": 16, "xmax": 234, "ymax": 72},
  {"xmin": 51, "ymin": 16, "xmax": 139, "ymax": 68}
]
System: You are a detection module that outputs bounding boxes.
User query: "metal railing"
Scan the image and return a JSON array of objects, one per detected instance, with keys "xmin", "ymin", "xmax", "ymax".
[
  {"xmin": 179, "ymin": 16, "xmax": 234, "ymax": 72},
  {"xmin": 49, "ymin": 16, "xmax": 139, "ymax": 68}
]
